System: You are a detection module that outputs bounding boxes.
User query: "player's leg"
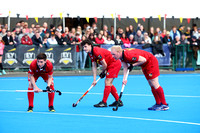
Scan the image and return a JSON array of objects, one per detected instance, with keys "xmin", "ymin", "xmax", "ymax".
[
  {"xmin": 108, "ymin": 60, "xmax": 123, "ymax": 107},
  {"xmin": 48, "ymin": 81, "xmax": 55, "ymax": 112},
  {"xmin": 42, "ymin": 75, "xmax": 55, "ymax": 112},
  {"xmin": 27, "ymin": 81, "xmax": 34, "ymax": 112},
  {"xmin": 94, "ymin": 78, "xmax": 113, "ymax": 107},
  {"xmin": 148, "ymin": 77, "xmax": 169, "ymax": 111}
]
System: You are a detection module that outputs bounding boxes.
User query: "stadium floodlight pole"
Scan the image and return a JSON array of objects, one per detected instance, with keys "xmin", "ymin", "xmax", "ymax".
[
  {"xmin": 114, "ymin": 12, "xmax": 116, "ymax": 39},
  {"xmin": 63, "ymin": 11, "xmax": 65, "ymax": 32},
  {"xmin": 113, "ymin": 69, "xmax": 130, "ymax": 111},
  {"xmin": 72, "ymin": 77, "xmax": 101, "ymax": 107}
]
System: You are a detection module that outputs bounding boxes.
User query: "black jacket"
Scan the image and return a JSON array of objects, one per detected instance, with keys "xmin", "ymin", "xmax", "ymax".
[{"xmin": 3, "ymin": 35, "xmax": 14, "ymax": 45}]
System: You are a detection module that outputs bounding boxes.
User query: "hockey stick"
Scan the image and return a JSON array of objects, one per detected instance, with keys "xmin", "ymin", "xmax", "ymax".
[
  {"xmin": 72, "ymin": 77, "xmax": 101, "ymax": 107},
  {"xmin": 113, "ymin": 69, "xmax": 130, "ymax": 111},
  {"xmin": 16, "ymin": 89, "xmax": 62, "ymax": 95}
]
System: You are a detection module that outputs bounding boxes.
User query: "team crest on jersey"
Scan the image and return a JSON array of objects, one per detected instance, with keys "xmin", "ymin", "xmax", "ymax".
[
  {"xmin": 149, "ymin": 73, "xmax": 153, "ymax": 77},
  {"xmin": 98, "ymin": 55, "xmax": 102, "ymax": 59},
  {"xmin": 132, "ymin": 57, "xmax": 137, "ymax": 61},
  {"xmin": 107, "ymin": 73, "xmax": 109, "ymax": 75}
]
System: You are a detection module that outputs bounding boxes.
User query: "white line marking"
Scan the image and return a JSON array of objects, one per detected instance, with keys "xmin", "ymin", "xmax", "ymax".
[
  {"xmin": 0, "ymin": 110, "xmax": 200, "ymax": 126},
  {"xmin": 0, "ymin": 90, "xmax": 199, "ymax": 98}
]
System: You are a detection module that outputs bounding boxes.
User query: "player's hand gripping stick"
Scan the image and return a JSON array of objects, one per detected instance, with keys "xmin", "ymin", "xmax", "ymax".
[{"xmin": 113, "ymin": 69, "xmax": 130, "ymax": 111}]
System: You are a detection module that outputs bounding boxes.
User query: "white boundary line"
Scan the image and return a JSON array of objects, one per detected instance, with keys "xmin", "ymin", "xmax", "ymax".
[
  {"xmin": 0, "ymin": 90, "xmax": 200, "ymax": 98},
  {"xmin": 0, "ymin": 110, "xmax": 200, "ymax": 126},
  {"xmin": 0, "ymin": 74, "xmax": 200, "ymax": 80}
]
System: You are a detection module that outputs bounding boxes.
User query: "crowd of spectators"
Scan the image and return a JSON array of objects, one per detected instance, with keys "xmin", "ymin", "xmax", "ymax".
[{"xmin": 0, "ymin": 20, "xmax": 200, "ymax": 69}]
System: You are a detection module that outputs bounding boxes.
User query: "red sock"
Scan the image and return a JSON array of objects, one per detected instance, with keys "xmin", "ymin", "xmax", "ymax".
[
  {"xmin": 155, "ymin": 86, "xmax": 167, "ymax": 105},
  {"xmin": 28, "ymin": 88, "xmax": 34, "ymax": 107},
  {"xmin": 111, "ymin": 85, "xmax": 119, "ymax": 101},
  {"xmin": 102, "ymin": 86, "xmax": 111, "ymax": 103},
  {"xmin": 151, "ymin": 86, "xmax": 161, "ymax": 104},
  {"xmin": 48, "ymin": 84, "xmax": 55, "ymax": 107}
]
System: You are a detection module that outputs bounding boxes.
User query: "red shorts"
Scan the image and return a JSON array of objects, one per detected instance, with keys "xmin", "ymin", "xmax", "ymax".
[
  {"xmin": 142, "ymin": 57, "xmax": 160, "ymax": 80},
  {"xmin": 106, "ymin": 60, "xmax": 121, "ymax": 78},
  {"xmin": 28, "ymin": 74, "xmax": 53, "ymax": 83}
]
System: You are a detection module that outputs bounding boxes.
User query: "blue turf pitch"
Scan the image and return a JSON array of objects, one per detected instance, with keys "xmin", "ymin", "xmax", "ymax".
[{"xmin": 0, "ymin": 74, "xmax": 200, "ymax": 133}]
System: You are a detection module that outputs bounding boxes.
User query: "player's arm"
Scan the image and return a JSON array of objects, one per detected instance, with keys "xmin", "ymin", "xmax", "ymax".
[
  {"xmin": 122, "ymin": 62, "xmax": 129, "ymax": 85},
  {"xmin": 29, "ymin": 73, "xmax": 41, "ymax": 93},
  {"xmin": 47, "ymin": 74, "xmax": 53, "ymax": 88},
  {"xmin": 92, "ymin": 62, "xmax": 97, "ymax": 86},
  {"xmin": 131, "ymin": 56, "xmax": 147, "ymax": 67},
  {"xmin": 100, "ymin": 59, "xmax": 107, "ymax": 71}
]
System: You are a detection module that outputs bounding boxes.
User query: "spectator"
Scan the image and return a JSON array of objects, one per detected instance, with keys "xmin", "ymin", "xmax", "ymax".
[
  {"xmin": 42, "ymin": 22, "xmax": 50, "ymax": 34},
  {"xmin": 72, "ymin": 32, "xmax": 82, "ymax": 69},
  {"xmin": 129, "ymin": 34, "xmax": 134, "ymax": 44},
  {"xmin": 95, "ymin": 33, "xmax": 104, "ymax": 45},
  {"xmin": 152, "ymin": 34, "xmax": 164, "ymax": 56},
  {"xmin": 103, "ymin": 25, "xmax": 111, "ymax": 36},
  {"xmin": 62, "ymin": 27, "xmax": 69, "ymax": 38},
  {"xmin": 184, "ymin": 27, "xmax": 191, "ymax": 41},
  {"xmin": 177, "ymin": 25, "xmax": 185, "ymax": 36},
  {"xmin": 12, "ymin": 22, "xmax": 21, "ymax": 32},
  {"xmin": 56, "ymin": 24, "xmax": 63, "ymax": 33},
  {"xmin": 121, "ymin": 33, "xmax": 131, "ymax": 48},
  {"xmin": 116, "ymin": 27, "xmax": 123, "ymax": 38},
  {"xmin": 154, "ymin": 27, "xmax": 162, "ymax": 36},
  {"xmin": 102, "ymin": 30, "xmax": 108, "ymax": 41},
  {"xmin": 71, "ymin": 27, "xmax": 76, "ymax": 38},
  {"xmin": 88, "ymin": 33, "xmax": 95, "ymax": 44},
  {"xmin": 178, "ymin": 34, "xmax": 190, "ymax": 68},
  {"xmin": 190, "ymin": 36, "xmax": 199, "ymax": 60},
  {"xmin": 14, "ymin": 27, "xmax": 21, "ymax": 38},
  {"xmin": 0, "ymin": 23, "xmax": 2, "ymax": 33},
  {"xmin": 134, "ymin": 30, "xmax": 145, "ymax": 44},
  {"xmin": 11, "ymin": 32, "xmax": 20, "ymax": 47},
  {"xmin": 31, "ymin": 31, "xmax": 43, "ymax": 48},
  {"xmin": 114, "ymin": 34, "xmax": 123, "ymax": 45},
  {"xmin": 144, "ymin": 32, "xmax": 152, "ymax": 44},
  {"xmin": 23, "ymin": 22, "xmax": 29, "ymax": 33},
  {"xmin": 125, "ymin": 26, "xmax": 130, "ymax": 38},
  {"xmin": 49, "ymin": 24, "xmax": 56, "ymax": 36},
  {"xmin": 110, "ymin": 26, "xmax": 114, "ymax": 39},
  {"xmin": 174, "ymin": 36, "xmax": 181, "ymax": 46},
  {"xmin": 80, "ymin": 35, "xmax": 88, "ymax": 70},
  {"xmin": 91, "ymin": 22, "xmax": 99, "ymax": 35},
  {"xmin": 18, "ymin": 28, "xmax": 26, "ymax": 43},
  {"xmin": 77, "ymin": 26, "xmax": 82, "ymax": 39},
  {"xmin": 85, "ymin": 28, "xmax": 91, "ymax": 38},
  {"xmin": 27, "ymin": 28, "xmax": 34, "ymax": 38},
  {"xmin": 139, "ymin": 25, "xmax": 145, "ymax": 34},
  {"xmin": 55, "ymin": 32, "xmax": 67, "ymax": 45},
  {"xmin": 0, "ymin": 28, "xmax": 7, "ymax": 37},
  {"xmin": 104, "ymin": 35, "xmax": 115, "ymax": 44},
  {"xmin": 47, "ymin": 34, "xmax": 58, "ymax": 45},
  {"xmin": 35, "ymin": 24, "xmax": 40, "ymax": 32},
  {"xmin": 2, "ymin": 31, "xmax": 14, "ymax": 46},
  {"xmin": 163, "ymin": 31, "xmax": 173, "ymax": 45},
  {"xmin": 43, "ymin": 36, "xmax": 49, "ymax": 48},
  {"xmin": 148, "ymin": 26, "xmax": 154, "ymax": 40},
  {"xmin": 21, "ymin": 34, "xmax": 33, "ymax": 45},
  {"xmin": 19, "ymin": 20, "xmax": 25, "ymax": 30},
  {"xmin": 0, "ymin": 36, "xmax": 6, "ymax": 75},
  {"xmin": 161, "ymin": 29, "xmax": 167, "ymax": 38},
  {"xmin": 39, "ymin": 27, "xmax": 45, "ymax": 39},
  {"xmin": 190, "ymin": 24, "xmax": 198, "ymax": 38},
  {"xmin": 170, "ymin": 26, "xmax": 181, "ymax": 41},
  {"xmin": 129, "ymin": 25, "xmax": 136, "ymax": 36}
]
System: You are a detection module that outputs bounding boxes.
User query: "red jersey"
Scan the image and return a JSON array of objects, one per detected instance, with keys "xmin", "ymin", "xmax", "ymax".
[
  {"xmin": 121, "ymin": 49, "xmax": 160, "ymax": 80},
  {"xmin": 88, "ymin": 46, "xmax": 116, "ymax": 66},
  {"xmin": 121, "ymin": 49, "xmax": 155, "ymax": 67},
  {"xmin": 28, "ymin": 59, "xmax": 53, "ymax": 76}
]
